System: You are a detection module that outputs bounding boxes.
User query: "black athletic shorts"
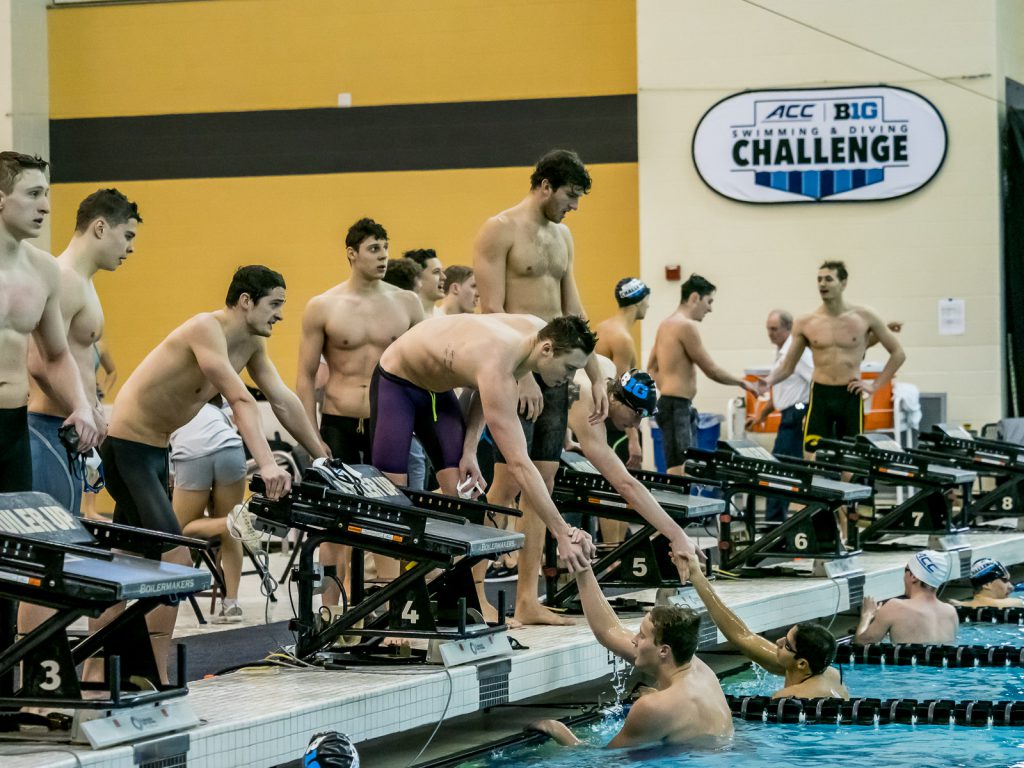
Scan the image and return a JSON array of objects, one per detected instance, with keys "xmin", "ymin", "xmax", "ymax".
[
  {"xmin": 0, "ymin": 407, "xmax": 32, "ymax": 493},
  {"xmin": 320, "ymin": 413, "xmax": 371, "ymax": 465},
  {"xmin": 606, "ymin": 421, "xmax": 631, "ymax": 464},
  {"xmin": 493, "ymin": 374, "xmax": 569, "ymax": 465},
  {"xmin": 656, "ymin": 395, "xmax": 698, "ymax": 468},
  {"xmin": 803, "ymin": 382, "xmax": 864, "ymax": 452},
  {"xmin": 100, "ymin": 437, "xmax": 182, "ymax": 550}
]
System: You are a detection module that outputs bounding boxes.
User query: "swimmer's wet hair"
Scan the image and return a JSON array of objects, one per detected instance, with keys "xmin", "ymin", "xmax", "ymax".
[
  {"xmin": 819, "ymin": 260, "xmax": 848, "ymax": 282},
  {"xmin": 538, "ymin": 315, "xmax": 597, "ymax": 356},
  {"xmin": 75, "ymin": 188, "xmax": 142, "ymax": 232},
  {"xmin": 383, "ymin": 258, "xmax": 421, "ymax": 291},
  {"xmin": 346, "ymin": 217, "xmax": 388, "ymax": 250},
  {"xmin": 650, "ymin": 605, "xmax": 700, "ymax": 666},
  {"xmin": 443, "ymin": 265, "xmax": 473, "ymax": 293},
  {"xmin": 681, "ymin": 273, "xmax": 716, "ymax": 302},
  {"xmin": 0, "ymin": 151, "xmax": 48, "ymax": 194},
  {"xmin": 793, "ymin": 622, "xmax": 838, "ymax": 676},
  {"xmin": 530, "ymin": 149, "xmax": 592, "ymax": 194},
  {"xmin": 225, "ymin": 265, "xmax": 286, "ymax": 307}
]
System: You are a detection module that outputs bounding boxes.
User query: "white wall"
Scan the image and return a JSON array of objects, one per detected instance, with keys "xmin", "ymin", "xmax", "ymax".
[{"xmin": 638, "ymin": 0, "xmax": 1009, "ymax": 426}]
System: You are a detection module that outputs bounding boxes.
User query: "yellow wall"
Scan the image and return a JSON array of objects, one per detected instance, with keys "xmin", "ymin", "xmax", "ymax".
[
  {"xmin": 50, "ymin": 165, "xmax": 638, "ymax": 391},
  {"xmin": 48, "ymin": 0, "xmax": 636, "ymax": 118},
  {"xmin": 638, "ymin": 0, "xmax": 1009, "ymax": 426},
  {"xmin": 47, "ymin": 0, "xmax": 639, "ymax": 397}
]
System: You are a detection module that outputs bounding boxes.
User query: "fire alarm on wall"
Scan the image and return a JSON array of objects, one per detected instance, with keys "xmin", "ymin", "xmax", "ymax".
[{"xmin": 665, "ymin": 264, "xmax": 681, "ymax": 281}]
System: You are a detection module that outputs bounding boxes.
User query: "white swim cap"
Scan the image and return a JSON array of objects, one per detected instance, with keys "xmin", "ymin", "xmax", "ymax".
[{"xmin": 906, "ymin": 549, "xmax": 951, "ymax": 589}]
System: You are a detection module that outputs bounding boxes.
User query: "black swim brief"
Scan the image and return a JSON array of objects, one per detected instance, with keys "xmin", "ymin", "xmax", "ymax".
[
  {"xmin": 803, "ymin": 382, "xmax": 864, "ymax": 452},
  {"xmin": 320, "ymin": 413, "xmax": 372, "ymax": 465},
  {"xmin": 100, "ymin": 436, "xmax": 182, "ymax": 550},
  {"xmin": 655, "ymin": 395, "xmax": 698, "ymax": 468},
  {"xmin": 0, "ymin": 406, "xmax": 32, "ymax": 493}
]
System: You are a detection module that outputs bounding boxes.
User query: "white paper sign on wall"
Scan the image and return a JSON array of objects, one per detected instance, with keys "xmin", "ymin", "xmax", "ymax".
[{"xmin": 692, "ymin": 86, "xmax": 947, "ymax": 203}]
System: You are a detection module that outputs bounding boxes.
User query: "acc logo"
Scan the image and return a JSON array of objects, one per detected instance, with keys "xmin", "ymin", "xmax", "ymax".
[{"xmin": 915, "ymin": 552, "xmax": 939, "ymax": 573}]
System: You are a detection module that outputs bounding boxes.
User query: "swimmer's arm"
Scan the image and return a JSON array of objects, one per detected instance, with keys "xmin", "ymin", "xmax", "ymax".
[
  {"xmin": 401, "ymin": 290, "xmax": 426, "ymax": 326},
  {"xmin": 570, "ymin": 407, "xmax": 691, "ymax": 555},
  {"xmin": 190, "ymin": 319, "xmax": 276, "ymax": 470},
  {"xmin": 681, "ymin": 323, "xmax": 748, "ymax": 389},
  {"xmin": 606, "ymin": 696, "xmax": 671, "ymax": 749},
  {"xmin": 461, "ymin": 389, "xmax": 485, "ymax": 453},
  {"xmin": 861, "ymin": 308, "xmax": 906, "ymax": 391},
  {"xmin": 296, "ymin": 298, "xmax": 327, "ymax": 430},
  {"xmin": 558, "ymin": 229, "xmax": 586, "ymax": 319},
  {"xmin": 480, "ymin": 368, "xmax": 593, "ymax": 568},
  {"xmin": 473, "ymin": 217, "xmax": 512, "ymax": 313},
  {"xmin": 854, "ymin": 597, "xmax": 893, "ymax": 644},
  {"xmin": 576, "ymin": 566, "xmax": 636, "ymax": 662},
  {"xmin": 247, "ymin": 342, "xmax": 328, "ymax": 460},
  {"xmin": 31, "ymin": 260, "xmax": 98, "ymax": 426},
  {"xmin": 687, "ymin": 560, "xmax": 786, "ymax": 674}
]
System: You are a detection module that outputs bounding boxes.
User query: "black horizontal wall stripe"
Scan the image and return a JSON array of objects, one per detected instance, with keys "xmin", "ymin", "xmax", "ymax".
[{"xmin": 49, "ymin": 94, "xmax": 637, "ymax": 183}]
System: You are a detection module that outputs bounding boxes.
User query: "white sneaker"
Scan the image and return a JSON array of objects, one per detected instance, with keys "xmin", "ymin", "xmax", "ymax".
[
  {"xmin": 227, "ymin": 504, "xmax": 261, "ymax": 553},
  {"xmin": 212, "ymin": 603, "xmax": 244, "ymax": 624}
]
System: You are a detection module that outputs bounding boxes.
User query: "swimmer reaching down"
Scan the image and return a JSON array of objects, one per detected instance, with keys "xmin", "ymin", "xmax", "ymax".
[
  {"xmin": 371, "ymin": 313, "xmax": 599, "ymax": 573},
  {"xmin": 675, "ymin": 551, "xmax": 849, "ymax": 700},
  {"xmin": 530, "ymin": 564, "xmax": 732, "ymax": 748}
]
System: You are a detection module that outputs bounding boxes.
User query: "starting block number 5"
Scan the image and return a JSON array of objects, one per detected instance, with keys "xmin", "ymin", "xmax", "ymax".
[{"xmin": 632, "ymin": 557, "xmax": 648, "ymax": 577}]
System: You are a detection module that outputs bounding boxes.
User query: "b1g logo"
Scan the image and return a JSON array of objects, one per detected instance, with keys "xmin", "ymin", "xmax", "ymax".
[{"xmin": 692, "ymin": 86, "xmax": 947, "ymax": 203}]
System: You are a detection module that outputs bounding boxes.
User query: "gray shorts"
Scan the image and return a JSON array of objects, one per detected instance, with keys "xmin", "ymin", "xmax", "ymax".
[
  {"xmin": 656, "ymin": 395, "xmax": 698, "ymax": 468},
  {"xmin": 172, "ymin": 446, "xmax": 247, "ymax": 491}
]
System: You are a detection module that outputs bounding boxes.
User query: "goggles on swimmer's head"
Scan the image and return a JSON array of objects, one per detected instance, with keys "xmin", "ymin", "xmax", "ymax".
[
  {"xmin": 612, "ymin": 369, "xmax": 658, "ymax": 418},
  {"xmin": 970, "ymin": 557, "xmax": 1011, "ymax": 589}
]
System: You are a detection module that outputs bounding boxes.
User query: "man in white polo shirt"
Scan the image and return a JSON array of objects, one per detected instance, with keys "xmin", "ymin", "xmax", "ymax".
[
  {"xmin": 746, "ymin": 309, "xmax": 813, "ymax": 522},
  {"xmin": 855, "ymin": 550, "xmax": 959, "ymax": 644}
]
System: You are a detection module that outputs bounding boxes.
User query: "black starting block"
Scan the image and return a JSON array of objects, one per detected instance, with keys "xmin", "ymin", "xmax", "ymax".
[
  {"xmin": 683, "ymin": 440, "xmax": 870, "ymax": 572},
  {"xmin": 916, "ymin": 424, "xmax": 1024, "ymax": 526},
  {"xmin": 0, "ymin": 492, "xmax": 211, "ymax": 743},
  {"xmin": 812, "ymin": 434, "xmax": 973, "ymax": 548},
  {"xmin": 249, "ymin": 461, "xmax": 523, "ymax": 662},
  {"xmin": 545, "ymin": 451, "xmax": 724, "ymax": 610}
]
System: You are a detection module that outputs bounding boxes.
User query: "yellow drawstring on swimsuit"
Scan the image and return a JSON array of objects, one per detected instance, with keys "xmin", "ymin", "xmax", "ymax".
[{"xmin": 430, "ymin": 392, "xmax": 438, "ymax": 422}]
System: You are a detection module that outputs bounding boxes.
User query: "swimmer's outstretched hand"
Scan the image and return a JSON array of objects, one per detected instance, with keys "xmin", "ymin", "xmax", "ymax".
[
  {"xmin": 517, "ymin": 374, "xmax": 544, "ymax": 422},
  {"xmin": 260, "ymin": 462, "xmax": 292, "ymax": 501},
  {"xmin": 753, "ymin": 377, "xmax": 769, "ymax": 397},
  {"xmin": 558, "ymin": 527, "xmax": 596, "ymax": 572},
  {"xmin": 588, "ymin": 382, "xmax": 609, "ymax": 425},
  {"xmin": 528, "ymin": 719, "xmax": 582, "ymax": 747},
  {"xmin": 860, "ymin": 595, "xmax": 878, "ymax": 619}
]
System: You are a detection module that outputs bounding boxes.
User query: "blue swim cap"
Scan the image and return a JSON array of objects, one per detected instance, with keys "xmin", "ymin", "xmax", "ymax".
[
  {"xmin": 970, "ymin": 557, "xmax": 1010, "ymax": 589},
  {"xmin": 304, "ymin": 732, "xmax": 359, "ymax": 768},
  {"xmin": 613, "ymin": 369, "xmax": 658, "ymax": 418},
  {"xmin": 615, "ymin": 277, "xmax": 651, "ymax": 307}
]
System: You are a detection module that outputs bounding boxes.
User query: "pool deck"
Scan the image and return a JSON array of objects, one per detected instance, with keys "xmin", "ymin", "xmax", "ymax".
[{"xmin": 8, "ymin": 528, "xmax": 1024, "ymax": 768}]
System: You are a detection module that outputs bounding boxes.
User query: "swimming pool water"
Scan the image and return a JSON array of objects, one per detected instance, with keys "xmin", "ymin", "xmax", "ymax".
[
  {"xmin": 462, "ymin": 713, "xmax": 1024, "ymax": 768},
  {"xmin": 723, "ymin": 663, "xmax": 1024, "ymax": 700},
  {"xmin": 959, "ymin": 622, "xmax": 1024, "ymax": 647}
]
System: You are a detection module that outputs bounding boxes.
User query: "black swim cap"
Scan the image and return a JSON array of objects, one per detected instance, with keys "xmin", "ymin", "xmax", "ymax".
[
  {"xmin": 612, "ymin": 369, "xmax": 658, "ymax": 418},
  {"xmin": 615, "ymin": 277, "xmax": 650, "ymax": 307},
  {"xmin": 304, "ymin": 731, "xmax": 360, "ymax": 768}
]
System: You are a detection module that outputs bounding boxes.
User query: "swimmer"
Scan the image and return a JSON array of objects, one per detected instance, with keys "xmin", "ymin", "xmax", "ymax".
[
  {"xmin": 0, "ymin": 152, "xmax": 103, "ymax": 493},
  {"xmin": 953, "ymin": 557, "xmax": 1021, "ymax": 609},
  {"xmin": 675, "ymin": 550, "xmax": 848, "ymax": 699},
  {"xmin": 95, "ymin": 265, "xmax": 327, "ymax": 682},
  {"xmin": 473, "ymin": 149, "xmax": 608, "ymax": 626},
  {"xmin": 27, "ymin": 188, "xmax": 140, "ymax": 517},
  {"xmin": 371, "ymin": 313, "xmax": 599, "ymax": 580},
  {"xmin": 594, "ymin": 277, "xmax": 650, "ymax": 471},
  {"xmin": 568, "ymin": 355, "xmax": 697, "ymax": 572},
  {"xmin": 296, "ymin": 218, "xmax": 423, "ymax": 601},
  {"xmin": 404, "ymin": 248, "xmax": 445, "ymax": 318},
  {"xmin": 529, "ymin": 563, "xmax": 732, "ymax": 748},
  {"xmin": 438, "ymin": 265, "xmax": 478, "ymax": 315},
  {"xmin": 648, "ymin": 274, "xmax": 756, "ymax": 474},
  {"xmin": 758, "ymin": 261, "xmax": 905, "ymax": 455},
  {"xmin": 856, "ymin": 550, "xmax": 959, "ymax": 645}
]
